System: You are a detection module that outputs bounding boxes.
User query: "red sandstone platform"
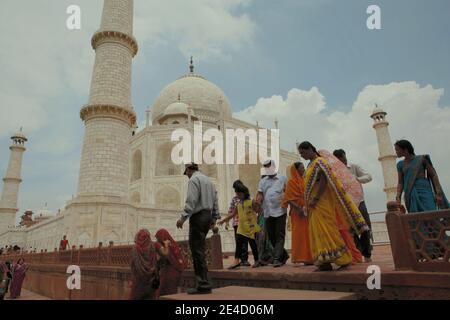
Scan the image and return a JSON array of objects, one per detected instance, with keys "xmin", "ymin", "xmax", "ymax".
[
  {"xmin": 161, "ymin": 286, "xmax": 357, "ymax": 300},
  {"xmin": 4, "ymin": 289, "xmax": 51, "ymax": 300},
  {"xmin": 180, "ymin": 245, "xmax": 450, "ymax": 299}
]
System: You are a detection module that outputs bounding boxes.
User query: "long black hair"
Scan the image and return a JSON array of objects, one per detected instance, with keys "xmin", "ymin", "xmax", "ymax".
[
  {"xmin": 298, "ymin": 141, "xmax": 321, "ymax": 157},
  {"xmin": 394, "ymin": 140, "xmax": 415, "ymax": 155},
  {"xmin": 232, "ymin": 180, "xmax": 250, "ymax": 200}
]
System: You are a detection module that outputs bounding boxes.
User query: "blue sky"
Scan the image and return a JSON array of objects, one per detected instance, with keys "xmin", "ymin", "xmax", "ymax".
[{"xmin": 1, "ymin": 0, "xmax": 449, "ymax": 217}]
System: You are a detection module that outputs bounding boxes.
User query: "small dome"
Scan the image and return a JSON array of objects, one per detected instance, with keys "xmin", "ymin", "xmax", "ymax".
[
  {"xmin": 163, "ymin": 101, "xmax": 190, "ymax": 116},
  {"xmin": 11, "ymin": 129, "xmax": 27, "ymax": 141},
  {"xmin": 371, "ymin": 104, "xmax": 386, "ymax": 116}
]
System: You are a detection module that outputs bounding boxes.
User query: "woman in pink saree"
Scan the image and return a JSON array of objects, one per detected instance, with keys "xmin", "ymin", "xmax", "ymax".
[{"xmin": 9, "ymin": 258, "xmax": 28, "ymax": 299}]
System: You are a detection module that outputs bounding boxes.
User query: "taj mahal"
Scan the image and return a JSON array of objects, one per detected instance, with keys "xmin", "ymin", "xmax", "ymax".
[{"xmin": 0, "ymin": 0, "xmax": 394, "ymax": 252}]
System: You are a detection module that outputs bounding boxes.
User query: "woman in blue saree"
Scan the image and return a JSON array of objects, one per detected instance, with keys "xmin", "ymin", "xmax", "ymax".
[{"xmin": 395, "ymin": 140, "xmax": 449, "ymax": 213}]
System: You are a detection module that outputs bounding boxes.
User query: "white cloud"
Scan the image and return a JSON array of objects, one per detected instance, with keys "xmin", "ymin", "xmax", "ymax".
[
  {"xmin": 234, "ymin": 81, "xmax": 450, "ymax": 212},
  {"xmin": 0, "ymin": 0, "xmax": 256, "ymax": 213},
  {"xmin": 135, "ymin": 0, "xmax": 255, "ymax": 61}
]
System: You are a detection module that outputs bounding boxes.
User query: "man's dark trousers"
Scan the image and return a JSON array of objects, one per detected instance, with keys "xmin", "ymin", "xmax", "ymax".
[
  {"xmin": 189, "ymin": 209, "xmax": 213, "ymax": 291},
  {"xmin": 265, "ymin": 214, "xmax": 288, "ymax": 263},
  {"xmin": 354, "ymin": 201, "xmax": 372, "ymax": 258}
]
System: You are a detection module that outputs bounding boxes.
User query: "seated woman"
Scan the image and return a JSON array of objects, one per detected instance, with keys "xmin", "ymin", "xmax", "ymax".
[
  {"xmin": 155, "ymin": 228, "xmax": 187, "ymax": 297},
  {"xmin": 395, "ymin": 140, "xmax": 449, "ymax": 213},
  {"xmin": 130, "ymin": 229, "xmax": 169, "ymax": 300},
  {"xmin": 219, "ymin": 181, "xmax": 262, "ymax": 269}
]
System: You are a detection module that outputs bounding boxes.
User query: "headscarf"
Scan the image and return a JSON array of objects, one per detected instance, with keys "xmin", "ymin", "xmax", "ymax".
[
  {"xmin": 131, "ymin": 229, "xmax": 158, "ymax": 280},
  {"xmin": 318, "ymin": 149, "xmax": 364, "ymax": 205},
  {"xmin": 281, "ymin": 163, "xmax": 305, "ymax": 209},
  {"xmin": 155, "ymin": 229, "xmax": 187, "ymax": 271}
]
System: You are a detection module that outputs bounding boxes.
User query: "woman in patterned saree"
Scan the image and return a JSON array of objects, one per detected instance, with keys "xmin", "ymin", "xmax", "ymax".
[
  {"xmin": 298, "ymin": 142, "xmax": 368, "ymax": 271},
  {"xmin": 318, "ymin": 150, "xmax": 364, "ymax": 264},
  {"xmin": 155, "ymin": 228, "xmax": 187, "ymax": 296},
  {"xmin": 395, "ymin": 140, "xmax": 449, "ymax": 213}
]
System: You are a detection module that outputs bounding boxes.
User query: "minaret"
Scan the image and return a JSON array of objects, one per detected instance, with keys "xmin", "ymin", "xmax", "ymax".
[
  {"xmin": 371, "ymin": 104, "xmax": 397, "ymax": 202},
  {"xmin": 0, "ymin": 129, "xmax": 27, "ymax": 233},
  {"xmin": 77, "ymin": 0, "xmax": 138, "ymax": 200}
]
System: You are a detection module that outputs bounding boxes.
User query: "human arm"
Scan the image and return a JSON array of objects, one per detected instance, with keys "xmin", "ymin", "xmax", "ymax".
[
  {"xmin": 219, "ymin": 206, "xmax": 237, "ymax": 226},
  {"xmin": 288, "ymin": 200, "xmax": 304, "ymax": 216},
  {"xmin": 212, "ymin": 189, "xmax": 220, "ymax": 223},
  {"xmin": 177, "ymin": 177, "xmax": 200, "ymax": 229},
  {"xmin": 255, "ymin": 191, "xmax": 264, "ymax": 206},
  {"xmin": 396, "ymin": 163, "xmax": 404, "ymax": 204},
  {"xmin": 309, "ymin": 170, "xmax": 327, "ymax": 208},
  {"xmin": 353, "ymin": 164, "xmax": 372, "ymax": 184},
  {"xmin": 423, "ymin": 156, "xmax": 445, "ymax": 206},
  {"xmin": 156, "ymin": 241, "xmax": 170, "ymax": 257}
]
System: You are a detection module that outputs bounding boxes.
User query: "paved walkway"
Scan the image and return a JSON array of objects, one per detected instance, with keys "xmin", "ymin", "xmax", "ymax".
[
  {"xmin": 222, "ymin": 244, "xmax": 394, "ymax": 273},
  {"xmin": 162, "ymin": 286, "xmax": 357, "ymax": 300},
  {"xmin": 4, "ymin": 289, "xmax": 51, "ymax": 300}
]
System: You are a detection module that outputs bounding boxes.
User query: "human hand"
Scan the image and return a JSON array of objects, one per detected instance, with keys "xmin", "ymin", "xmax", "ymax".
[{"xmin": 176, "ymin": 217, "xmax": 186, "ymax": 229}]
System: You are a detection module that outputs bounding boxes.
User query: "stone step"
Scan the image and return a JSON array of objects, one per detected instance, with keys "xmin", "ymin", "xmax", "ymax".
[{"xmin": 161, "ymin": 286, "xmax": 357, "ymax": 300}]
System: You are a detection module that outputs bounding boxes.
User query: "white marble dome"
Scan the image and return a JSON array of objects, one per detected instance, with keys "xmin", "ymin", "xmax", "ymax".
[{"xmin": 150, "ymin": 73, "xmax": 232, "ymax": 124}]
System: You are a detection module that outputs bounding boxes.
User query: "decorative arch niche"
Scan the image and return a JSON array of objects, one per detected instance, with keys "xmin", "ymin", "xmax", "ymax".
[
  {"xmin": 155, "ymin": 186, "xmax": 181, "ymax": 210},
  {"xmin": 155, "ymin": 142, "xmax": 181, "ymax": 176},
  {"xmin": 131, "ymin": 149, "xmax": 142, "ymax": 181}
]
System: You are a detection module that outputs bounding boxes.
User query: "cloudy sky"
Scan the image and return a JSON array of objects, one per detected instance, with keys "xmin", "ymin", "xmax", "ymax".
[{"xmin": 0, "ymin": 0, "xmax": 449, "ymax": 220}]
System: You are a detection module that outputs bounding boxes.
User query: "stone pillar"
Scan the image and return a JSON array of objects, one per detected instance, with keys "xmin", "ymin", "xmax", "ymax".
[
  {"xmin": 371, "ymin": 105, "xmax": 397, "ymax": 202},
  {"xmin": 0, "ymin": 130, "xmax": 27, "ymax": 233},
  {"xmin": 77, "ymin": 0, "xmax": 138, "ymax": 200}
]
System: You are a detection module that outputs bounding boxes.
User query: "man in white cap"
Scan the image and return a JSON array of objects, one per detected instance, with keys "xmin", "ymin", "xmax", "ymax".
[
  {"xmin": 176, "ymin": 163, "xmax": 219, "ymax": 294},
  {"xmin": 256, "ymin": 159, "xmax": 289, "ymax": 267}
]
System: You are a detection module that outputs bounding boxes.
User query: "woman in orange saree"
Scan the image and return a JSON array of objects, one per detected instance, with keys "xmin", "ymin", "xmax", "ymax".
[{"xmin": 281, "ymin": 162, "xmax": 313, "ymax": 265}]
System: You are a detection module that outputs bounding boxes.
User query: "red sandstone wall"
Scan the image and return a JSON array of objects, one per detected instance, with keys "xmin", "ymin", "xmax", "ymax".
[{"xmin": 22, "ymin": 264, "xmax": 132, "ymax": 300}]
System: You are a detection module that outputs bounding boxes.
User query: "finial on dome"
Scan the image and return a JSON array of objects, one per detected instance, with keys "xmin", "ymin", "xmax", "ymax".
[{"xmin": 189, "ymin": 56, "xmax": 194, "ymax": 73}]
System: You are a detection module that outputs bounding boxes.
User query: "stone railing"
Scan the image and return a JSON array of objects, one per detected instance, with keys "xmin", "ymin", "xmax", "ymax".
[
  {"xmin": 386, "ymin": 201, "xmax": 450, "ymax": 272},
  {"xmin": 1, "ymin": 230, "xmax": 224, "ymax": 270}
]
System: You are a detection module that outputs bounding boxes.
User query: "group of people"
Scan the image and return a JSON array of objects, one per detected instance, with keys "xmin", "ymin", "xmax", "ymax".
[
  {"xmin": 0, "ymin": 258, "xmax": 28, "ymax": 300},
  {"xmin": 216, "ymin": 139, "xmax": 449, "ymax": 274},
  {"xmin": 129, "ymin": 228, "xmax": 187, "ymax": 300},
  {"xmin": 1, "ymin": 139, "xmax": 447, "ymax": 300}
]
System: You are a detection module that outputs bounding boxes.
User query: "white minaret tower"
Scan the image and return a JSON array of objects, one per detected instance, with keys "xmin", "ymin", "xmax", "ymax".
[
  {"xmin": 0, "ymin": 129, "xmax": 27, "ymax": 233},
  {"xmin": 76, "ymin": 0, "xmax": 138, "ymax": 201},
  {"xmin": 371, "ymin": 104, "xmax": 397, "ymax": 202}
]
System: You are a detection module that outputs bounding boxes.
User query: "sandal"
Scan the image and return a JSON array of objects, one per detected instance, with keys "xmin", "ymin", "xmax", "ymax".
[{"xmin": 227, "ymin": 263, "xmax": 241, "ymax": 270}]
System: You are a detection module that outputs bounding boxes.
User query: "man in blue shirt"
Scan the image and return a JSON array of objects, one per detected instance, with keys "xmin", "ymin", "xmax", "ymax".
[
  {"xmin": 256, "ymin": 160, "xmax": 289, "ymax": 267},
  {"xmin": 176, "ymin": 163, "xmax": 219, "ymax": 294}
]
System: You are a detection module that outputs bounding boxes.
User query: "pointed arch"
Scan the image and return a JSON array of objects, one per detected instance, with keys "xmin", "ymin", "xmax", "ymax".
[{"xmin": 131, "ymin": 149, "xmax": 142, "ymax": 181}]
